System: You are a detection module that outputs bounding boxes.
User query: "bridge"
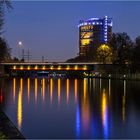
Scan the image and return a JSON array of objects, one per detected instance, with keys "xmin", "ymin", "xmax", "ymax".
[{"xmin": 0, "ymin": 62, "xmax": 112, "ymax": 77}]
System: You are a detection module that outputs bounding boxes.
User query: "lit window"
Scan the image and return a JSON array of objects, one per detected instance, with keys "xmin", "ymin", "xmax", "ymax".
[
  {"xmin": 81, "ymin": 32, "xmax": 93, "ymax": 39},
  {"xmin": 81, "ymin": 39, "xmax": 91, "ymax": 45},
  {"xmin": 80, "ymin": 25, "xmax": 93, "ymax": 31}
]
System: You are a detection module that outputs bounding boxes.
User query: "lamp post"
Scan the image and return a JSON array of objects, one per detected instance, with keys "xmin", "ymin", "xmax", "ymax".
[{"xmin": 18, "ymin": 41, "xmax": 23, "ymax": 60}]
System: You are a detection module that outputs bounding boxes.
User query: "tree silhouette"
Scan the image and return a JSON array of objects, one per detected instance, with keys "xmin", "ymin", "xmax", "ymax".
[
  {"xmin": 132, "ymin": 36, "xmax": 140, "ymax": 72},
  {"xmin": 109, "ymin": 32, "xmax": 133, "ymax": 64},
  {"xmin": 0, "ymin": 37, "xmax": 11, "ymax": 62},
  {"xmin": 0, "ymin": 0, "xmax": 12, "ymax": 62},
  {"xmin": 0, "ymin": 0, "xmax": 12, "ymax": 33}
]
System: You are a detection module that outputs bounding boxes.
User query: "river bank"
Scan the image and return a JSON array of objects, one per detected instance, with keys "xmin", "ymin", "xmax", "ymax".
[
  {"xmin": 86, "ymin": 73, "xmax": 140, "ymax": 81},
  {"xmin": 0, "ymin": 110, "xmax": 25, "ymax": 139}
]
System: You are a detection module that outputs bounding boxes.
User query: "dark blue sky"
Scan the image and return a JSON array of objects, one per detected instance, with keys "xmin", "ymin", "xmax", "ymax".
[{"xmin": 4, "ymin": 1, "xmax": 140, "ymax": 62}]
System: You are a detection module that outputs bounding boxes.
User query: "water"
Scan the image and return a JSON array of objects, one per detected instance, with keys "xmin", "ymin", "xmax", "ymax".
[{"xmin": 0, "ymin": 77, "xmax": 140, "ymax": 139}]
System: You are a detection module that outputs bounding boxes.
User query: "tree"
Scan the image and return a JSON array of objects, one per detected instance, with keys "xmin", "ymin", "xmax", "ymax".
[
  {"xmin": 0, "ymin": 0, "xmax": 12, "ymax": 33},
  {"xmin": 0, "ymin": 0, "xmax": 12, "ymax": 62},
  {"xmin": 109, "ymin": 32, "xmax": 133, "ymax": 64},
  {"xmin": 96, "ymin": 44, "xmax": 113, "ymax": 64},
  {"xmin": 0, "ymin": 37, "xmax": 11, "ymax": 62},
  {"xmin": 131, "ymin": 36, "xmax": 140, "ymax": 73}
]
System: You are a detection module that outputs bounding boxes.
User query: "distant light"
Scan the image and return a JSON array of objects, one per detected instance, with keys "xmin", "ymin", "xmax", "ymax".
[
  {"xmin": 74, "ymin": 65, "xmax": 78, "ymax": 70},
  {"xmin": 35, "ymin": 65, "xmax": 38, "ymax": 70},
  {"xmin": 58, "ymin": 66, "xmax": 61, "ymax": 70},
  {"xmin": 50, "ymin": 66, "xmax": 53, "ymax": 70},
  {"xmin": 66, "ymin": 65, "xmax": 70, "ymax": 70},
  {"xmin": 20, "ymin": 66, "xmax": 23, "ymax": 70},
  {"xmin": 42, "ymin": 66, "xmax": 45, "ymax": 70},
  {"xmin": 83, "ymin": 65, "xmax": 87, "ymax": 70},
  {"xmin": 27, "ymin": 66, "xmax": 30, "ymax": 70},
  {"xmin": 13, "ymin": 66, "xmax": 16, "ymax": 70},
  {"xmin": 89, "ymin": 18, "xmax": 99, "ymax": 20},
  {"xmin": 18, "ymin": 41, "xmax": 23, "ymax": 46}
]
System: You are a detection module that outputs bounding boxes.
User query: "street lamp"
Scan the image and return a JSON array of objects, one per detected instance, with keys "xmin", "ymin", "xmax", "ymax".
[
  {"xmin": 17, "ymin": 41, "xmax": 23, "ymax": 60},
  {"xmin": 18, "ymin": 41, "xmax": 23, "ymax": 46}
]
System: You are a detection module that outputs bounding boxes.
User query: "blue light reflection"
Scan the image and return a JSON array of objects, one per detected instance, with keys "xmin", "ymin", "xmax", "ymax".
[{"xmin": 76, "ymin": 104, "xmax": 80, "ymax": 138}]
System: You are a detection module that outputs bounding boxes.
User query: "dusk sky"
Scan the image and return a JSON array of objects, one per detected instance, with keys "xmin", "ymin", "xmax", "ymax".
[{"xmin": 3, "ymin": 1, "xmax": 140, "ymax": 62}]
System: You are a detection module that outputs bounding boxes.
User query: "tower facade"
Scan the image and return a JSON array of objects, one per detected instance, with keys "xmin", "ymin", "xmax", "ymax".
[{"xmin": 78, "ymin": 16, "xmax": 113, "ymax": 56}]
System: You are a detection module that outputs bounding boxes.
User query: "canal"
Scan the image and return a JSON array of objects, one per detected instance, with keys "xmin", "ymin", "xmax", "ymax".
[{"xmin": 0, "ymin": 77, "xmax": 140, "ymax": 139}]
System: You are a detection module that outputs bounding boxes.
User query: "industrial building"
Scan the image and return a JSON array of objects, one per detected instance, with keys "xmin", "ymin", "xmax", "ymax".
[{"xmin": 78, "ymin": 16, "xmax": 113, "ymax": 56}]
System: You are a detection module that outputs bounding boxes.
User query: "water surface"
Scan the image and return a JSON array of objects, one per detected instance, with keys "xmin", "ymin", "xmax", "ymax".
[{"xmin": 0, "ymin": 77, "xmax": 140, "ymax": 139}]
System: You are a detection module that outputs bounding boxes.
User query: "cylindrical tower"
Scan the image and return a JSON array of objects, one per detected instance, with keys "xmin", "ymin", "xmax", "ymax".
[{"xmin": 78, "ymin": 16, "xmax": 113, "ymax": 56}]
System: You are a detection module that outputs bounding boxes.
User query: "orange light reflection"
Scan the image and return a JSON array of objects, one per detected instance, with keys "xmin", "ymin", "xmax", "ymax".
[
  {"xmin": 27, "ymin": 78, "xmax": 30, "ymax": 102},
  {"xmin": 50, "ymin": 78, "xmax": 53, "ymax": 103},
  {"xmin": 83, "ymin": 78, "xmax": 87, "ymax": 103},
  {"xmin": 17, "ymin": 78, "xmax": 23, "ymax": 130},
  {"xmin": 35, "ymin": 78, "xmax": 38, "ymax": 102},
  {"xmin": 66, "ymin": 79, "xmax": 70, "ymax": 104},
  {"xmin": 13, "ymin": 78, "xmax": 16, "ymax": 101},
  {"xmin": 74, "ymin": 79, "xmax": 78, "ymax": 103},
  {"xmin": 101, "ymin": 89, "xmax": 108, "ymax": 138},
  {"xmin": 42, "ymin": 78, "xmax": 45, "ymax": 101},
  {"xmin": 58, "ymin": 78, "xmax": 61, "ymax": 104}
]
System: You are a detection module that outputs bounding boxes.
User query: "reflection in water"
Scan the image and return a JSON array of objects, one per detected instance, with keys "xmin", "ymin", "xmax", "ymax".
[
  {"xmin": 17, "ymin": 78, "xmax": 23, "ymax": 130},
  {"xmin": 76, "ymin": 104, "xmax": 80, "ymax": 138},
  {"xmin": 109, "ymin": 79, "xmax": 111, "ymax": 100},
  {"xmin": 122, "ymin": 80, "xmax": 126, "ymax": 122},
  {"xmin": 58, "ymin": 78, "xmax": 61, "ymax": 104},
  {"xmin": 74, "ymin": 79, "xmax": 78, "ymax": 103},
  {"xmin": 93, "ymin": 78, "xmax": 95, "ymax": 91},
  {"xmin": 27, "ymin": 78, "xmax": 30, "ymax": 102},
  {"xmin": 42, "ymin": 78, "xmax": 45, "ymax": 101},
  {"xmin": 83, "ymin": 78, "xmax": 87, "ymax": 102},
  {"xmin": 101, "ymin": 89, "xmax": 108, "ymax": 138},
  {"xmin": 66, "ymin": 79, "xmax": 70, "ymax": 104},
  {"xmin": 35, "ymin": 78, "xmax": 38, "ymax": 102},
  {"xmin": 100, "ymin": 78, "xmax": 102, "ymax": 92},
  {"xmin": 0, "ymin": 88, "xmax": 3, "ymax": 103},
  {"xmin": 3, "ymin": 77, "xmax": 140, "ymax": 139},
  {"xmin": 50, "ymin": 79, "xmax": 53, "ymax": 103},
  {"xmin": 13, "ymin": 78, "xmax": 16, "ymax": 101},
  {"xmin": 82, "ymin": 78, "xmax": 90, "ymax": 131}
]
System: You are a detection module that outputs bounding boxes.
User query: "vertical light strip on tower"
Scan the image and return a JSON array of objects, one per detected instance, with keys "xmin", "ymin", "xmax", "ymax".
[{"xmin": 104, "ymin": 16, "xmax": 108, "ymax": 43}]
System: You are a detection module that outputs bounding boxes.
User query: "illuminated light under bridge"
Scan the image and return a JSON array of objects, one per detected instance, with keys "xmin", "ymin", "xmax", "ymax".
[{"xmin": 1, "ymin": 62, "xmax": 105, "ymax": 72}]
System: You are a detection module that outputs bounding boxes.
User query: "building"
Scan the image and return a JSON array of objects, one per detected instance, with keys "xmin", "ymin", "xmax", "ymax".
[{"xmin": 78, "ymin": 16, "xmax": 113, "ymax": 56}]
